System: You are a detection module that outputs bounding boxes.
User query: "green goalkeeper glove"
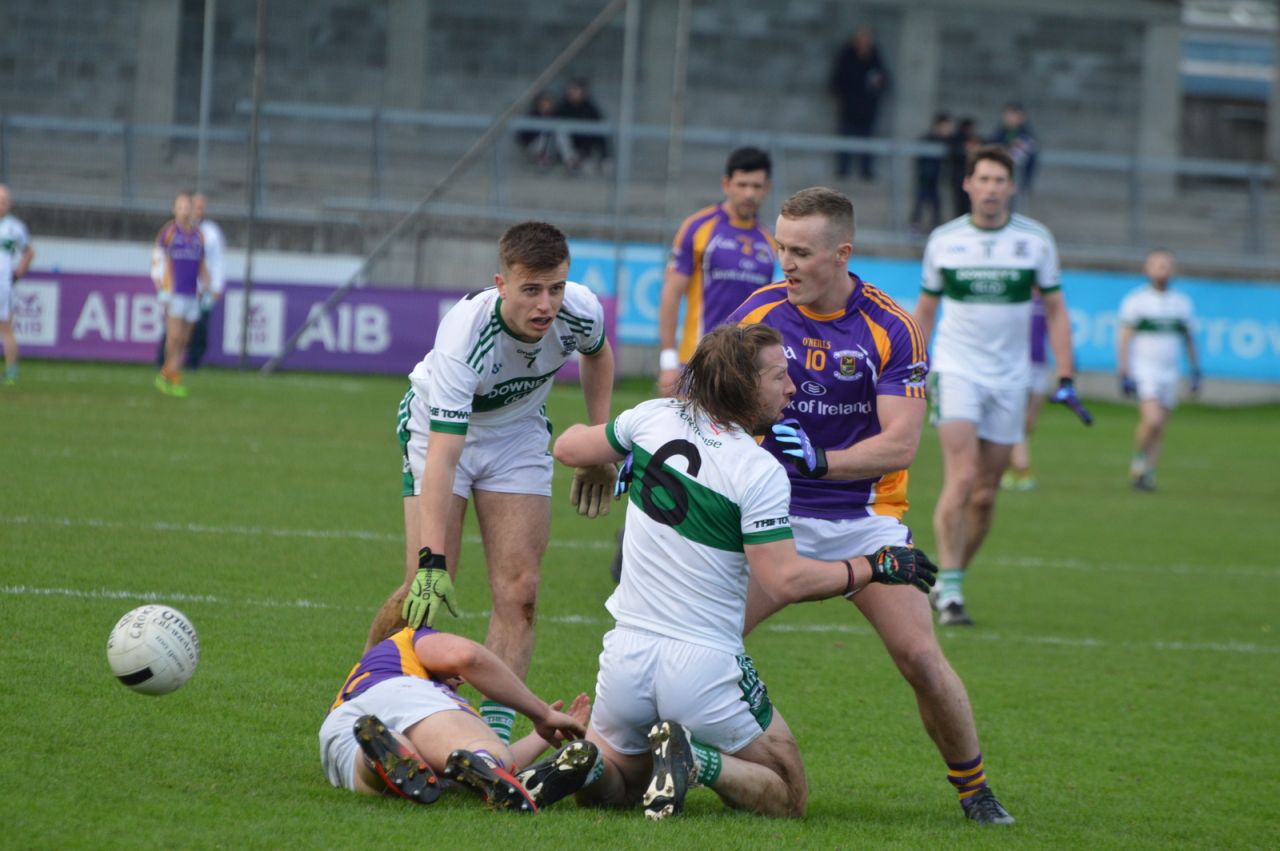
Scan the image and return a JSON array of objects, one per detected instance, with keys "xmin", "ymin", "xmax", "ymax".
[{"xmin": 402, "ymin": 547, "xmax": 459, "ymax": 628}]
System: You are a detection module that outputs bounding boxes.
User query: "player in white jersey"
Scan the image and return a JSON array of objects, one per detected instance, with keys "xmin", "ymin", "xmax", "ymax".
[
  {"xmin": 1117, "ymin": 249, "xmax": 1199, "ymax": 491},
  {"xmin": 914, "ymin": 146, "xmax": 1091, "ymax": 627},
  {"xmin": 554, "ymin": 323, "xmax": 937, "ymax": 819},
  {"xmin": 0, "ymin": 185, "xmax": 35, "ymax": 385},
  {"xmin": 367, "ymin": 222, "xmax": 617, "ymax": 744}
]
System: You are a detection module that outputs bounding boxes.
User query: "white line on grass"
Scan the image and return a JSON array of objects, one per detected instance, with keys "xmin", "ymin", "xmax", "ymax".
[
  {"xmin": 3, "ymin": 584, "xmax": 1276, "ymax": 656},
  {"xmin": 6, "ymin": 513, "xmax": 1278, "ymax": 573}
]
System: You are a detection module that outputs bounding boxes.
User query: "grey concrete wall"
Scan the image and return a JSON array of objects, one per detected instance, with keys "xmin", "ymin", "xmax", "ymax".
[{"xmin": 0, "ymin": 0, "xmax": 1180, "ymax": 159}]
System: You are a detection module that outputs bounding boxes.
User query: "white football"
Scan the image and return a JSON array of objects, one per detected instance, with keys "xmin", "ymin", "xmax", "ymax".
[{"xmin": 107, "ymin": 604, "xmax": 201, "ymax": 695}]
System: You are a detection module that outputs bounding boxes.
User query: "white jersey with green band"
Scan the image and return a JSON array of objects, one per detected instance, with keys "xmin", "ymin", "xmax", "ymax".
[
  {"xmin": 921, "ymin": 213, "xmax": 1060, "ymax": 389},
  {"xmin": 408, "ymin": 282, "xmax": 605, "ymax": 433},
  {"xmin": 604, "ymin": 398, "xmax": 795, "ymax": 655},
  {"xmin": 1119, "ymin": 285, "xmax": 1194, "ymax": 375},
  {"xmin": 0, "ymin": 214, "xmax": 30, "ymax": 286}
]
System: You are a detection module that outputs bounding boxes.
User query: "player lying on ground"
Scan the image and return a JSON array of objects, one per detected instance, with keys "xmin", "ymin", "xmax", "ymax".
[
  {"xmin": 553, "ymin": 323, "xmax": 937, "ymax": 819},
  {"xmin": 320, "ymin": 624, "xmax": 602, "ymax": 812}
]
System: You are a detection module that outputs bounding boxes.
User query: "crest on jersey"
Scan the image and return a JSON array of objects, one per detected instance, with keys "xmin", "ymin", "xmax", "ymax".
[
  {"xmin": 1015, "ymin": 240, "xmax": 1029, "ymax": 258},
  {"xmin": 905, "ymin": 361, "xmax": 928, "ymax": 388},
  {"xmin": 833, "ymin": 348, "xmax": 866, "ymax": 382},
  {"xmin": 559, "ymin": 335, "xmax": 578, "ymax": 355}
]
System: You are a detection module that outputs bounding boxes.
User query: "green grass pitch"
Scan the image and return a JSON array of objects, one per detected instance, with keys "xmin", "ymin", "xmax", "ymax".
[{"xmin": 2, "ymin": 361, "xmax": 1277, "ymax": 849}]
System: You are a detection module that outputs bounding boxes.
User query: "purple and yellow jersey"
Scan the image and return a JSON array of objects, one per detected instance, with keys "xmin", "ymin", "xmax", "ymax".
[
  {"xmin": 327, "ymin": 626, "xmax": 478, "ymax": 717},
  {"xmin": 1029, "ymin": 294, "xmax": 1047, "ymax": 366},
  {"xmin": 155, "ymin": 221, "xmax": 205, "ymax": 297},
  {"xmin": 728, "ymin": 274, "xmax": 929, "ymax": 521},
  {"xmin": 670, "ymin": 204, "xmax": 777, "ymax": 362}
]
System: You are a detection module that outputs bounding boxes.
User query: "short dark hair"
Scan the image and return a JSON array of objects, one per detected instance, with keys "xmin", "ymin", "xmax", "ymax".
[
  {"xmin": 725, "ymin": 147, "xmax": 772, "ymax": 178},
  {"xmin": 677, "ymin": 323, "xmax": 784, "ymax": 431},
  {"xmin": 965, "ymin": 145, "xmax": 1015, "ymax": 179},
  {"xmin": 779, "ymin": 187, "xmax": 855, "ymax": 244},
  {"xmin": 499, "ymin": 221, "xmax": 570, "ymax": 273}
]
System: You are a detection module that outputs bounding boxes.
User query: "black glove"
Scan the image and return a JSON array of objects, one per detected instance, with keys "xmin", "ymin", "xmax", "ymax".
[{"xmin": 869, "ymin": 546, "xmax": 938, "ymax": 594}]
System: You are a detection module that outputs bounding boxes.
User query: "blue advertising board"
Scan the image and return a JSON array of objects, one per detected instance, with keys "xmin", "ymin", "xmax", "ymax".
[{"xmin": 572, "ymin": 239, "xmax": 1280, "ymax": 383}]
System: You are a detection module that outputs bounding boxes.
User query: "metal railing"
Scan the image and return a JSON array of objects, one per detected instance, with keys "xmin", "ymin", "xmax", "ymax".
[{"xmin": 1, "ymin": 105, "xmax": 1275, "ymax": 266}]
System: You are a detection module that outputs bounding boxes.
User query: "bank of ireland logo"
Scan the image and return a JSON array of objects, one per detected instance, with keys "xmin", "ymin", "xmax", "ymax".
[
  {"xmin": 13, "ymin": 281, "xmax": 59, "ymax": 345},
  {"xmin": 222, "ymin": 290, "xmax": 285, "ymax": 356},
  {"xmin": 800, "ymin": 380, "xmax": 826, "ymax": 397},
  {"xmin": 833, "ymin": 347, "xmax": 867, "ymax": 382}
]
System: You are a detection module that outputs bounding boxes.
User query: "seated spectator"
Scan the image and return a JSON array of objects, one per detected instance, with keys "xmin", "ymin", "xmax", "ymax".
[
  {"xmin": 555, "ymin": 79, "xmax": 609, "ymax": 175},
  {"xmin": 519, "ymin": 92, "xmax": 560, "ymax": 170}
]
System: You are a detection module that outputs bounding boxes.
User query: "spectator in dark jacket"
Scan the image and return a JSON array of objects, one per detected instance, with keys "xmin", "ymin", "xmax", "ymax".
[
  {"xmin": 828, "ymin": 26, "xmax": 889, "ymax": 180},
  {"xmin": 911, "ymin": 112, "xmax": 954, "ymax": 234}
]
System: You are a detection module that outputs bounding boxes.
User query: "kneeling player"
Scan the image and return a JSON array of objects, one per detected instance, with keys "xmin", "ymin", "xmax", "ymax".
[
  {"xmin": 552, "ymin": 324, "xmax": 937, "ymax": 819},
  {"xmin": 320, "ymin": 624, "xmax": 600, "ymax": 812}
]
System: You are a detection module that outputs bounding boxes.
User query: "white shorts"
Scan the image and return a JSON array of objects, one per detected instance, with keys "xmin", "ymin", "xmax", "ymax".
[
  {"xmin": 591, "ymin": 625, "xmax": 774, "ymax": 756},
  {"xmin": 1027, "ymin": 362, "xmax": 1050, "ymax": 396},
  {"xmin": 933, "ymin": 371, "xmax": 1026, "ymax": 445},
  {"xmin": 318, "ymin": 676, "xmax": 476, "ymax": 791},
  {"xmin": 399, "ymin": 388, "xmax": 553, "ymax": 498},
  {"xmin": 789, "ymin": 514, "xmax": 911, "ymax": 560},
  {"xmin": 1134, "ymin": 370, "xmax": 1179, "ymax": 410},
  {"xmin": 166, "ymin": 293, "xmax": 202, "ymax": 323}
]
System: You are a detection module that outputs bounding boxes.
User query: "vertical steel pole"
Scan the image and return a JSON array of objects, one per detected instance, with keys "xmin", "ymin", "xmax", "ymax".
[
  {"xmin": 240, "ymin": 0, "xmax": 267, "ymax": 368},
  {"xmin": 196, "ymin": 0, "xmax": 217, "ymax": 192}
]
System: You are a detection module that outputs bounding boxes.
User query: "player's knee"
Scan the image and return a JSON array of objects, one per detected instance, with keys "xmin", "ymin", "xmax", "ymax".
[
  {"xmin": 970, "ymin": 484, "xmax": 999, "ymax": 512},
  {"xmin": 491, "ymin": 568, "xmax": 539, "ymax": 620},
  {"xmin": 944, "ymin": 465, "xmax": 979, "ymax": 496},
  {"xmin": 892, "ymin": 639, "xmax": 950, "ymax": 690}
]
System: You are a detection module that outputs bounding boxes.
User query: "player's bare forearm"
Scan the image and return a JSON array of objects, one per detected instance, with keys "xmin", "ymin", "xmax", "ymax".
[
  {"xmin": 657, "ymin": 271, "xmax": 691, "ymax": 351},
  {"xmin": 823, "ymin": 396, "xmax": 924, "ymax": 480},
  {"xmin": 417, "ymin": 430, "xmax": 465, "ymax": 558},
  {"xmin": 417, "ymin": 633, "xmax": 558, "ymax": 728},
  {"xmin": 15, "ymin": 247, "xmax": 33, "ymax": 279},
  {"xmin": 748, "ymin": 540, "xmax": 867, "ymax": 604},
  {"xmin": 912, "ymin": 291, "xmax": 940, "ymax": 342},
  {"xmin": 1183, "ymin": 330, "xmax": 1200, "ymax": 373},
  {"xmin": 553, "ymin": 423, "xmax": 623, "ymax": 468},
  {"xmin": 1116, "ymin": 325, "xmax": 1134, "ymax": 375},
  {"xmin": 580, "ymin": 340, "xmax": 615, "ymax": 426},
  {"xmin": 1042, "ymin": 290, "xmax": 1075, "ymax": 378}
]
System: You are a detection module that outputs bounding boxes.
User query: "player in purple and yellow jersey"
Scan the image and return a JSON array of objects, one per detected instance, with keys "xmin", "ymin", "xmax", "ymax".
[
  {"xmin": 657, "ymin": 147, "xmax": 777, "ymax": 396},
  {"xmin": 1003, "ymin": 294, "xmax": 1049, "ymax": 491},
  {"xmin": 320, "ymin": 624, "xmax": 601, "ymax": 811},
  {"xmin": 727, "ymin": 187, "xmax": 1014, "ymax": 826},
  {"xmin": 150, "ymin": 191, "xmax": 208, "ymax": 397}
]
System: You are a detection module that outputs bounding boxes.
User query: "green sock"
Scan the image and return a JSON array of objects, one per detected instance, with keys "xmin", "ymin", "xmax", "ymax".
[
  {"xmin": 689, "ymin": 737, "xmax": 722, "ymax": 787},
  {"xmin": 937, "ymin": 570, "xmax": 965, "ymax": 606},
  {"xmin": 478, "ymin": 701, "xmax": 516, "ymax": 744}
]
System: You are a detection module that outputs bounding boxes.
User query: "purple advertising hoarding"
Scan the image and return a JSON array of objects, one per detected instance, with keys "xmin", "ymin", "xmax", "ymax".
[{"xmin": 14, "ymin": 273, "xmax": 616, "ymax": 379}]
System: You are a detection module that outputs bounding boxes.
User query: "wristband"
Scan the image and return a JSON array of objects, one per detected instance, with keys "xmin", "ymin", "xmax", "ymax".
[
  {"xmin": 659, "ymin": 348, "xmax": 680, "ymax": 371},
  {"xmin": 417, "ymin": 546, "xmax": 446, "ymax": 570},
  {"xmin": 842, "ymin": 559, "xmax": 860, "ymax": 599}
]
